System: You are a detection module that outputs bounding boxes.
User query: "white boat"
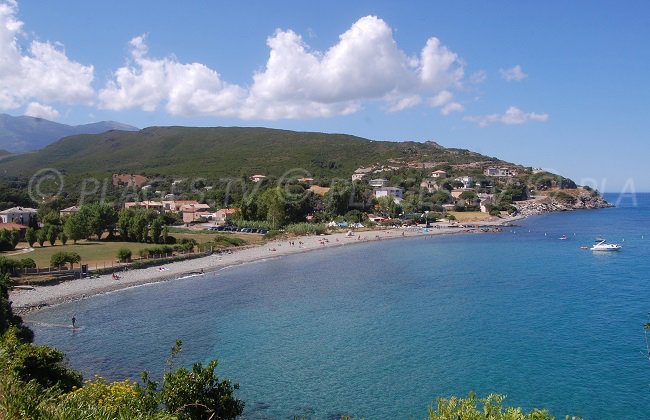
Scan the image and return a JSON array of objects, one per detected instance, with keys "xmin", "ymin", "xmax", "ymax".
[{"xmin": 590, "ymin": 240, "xmax": 622, "ymax": 251}]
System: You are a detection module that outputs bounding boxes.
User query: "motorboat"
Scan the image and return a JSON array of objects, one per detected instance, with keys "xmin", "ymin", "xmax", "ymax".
[
  {"xmin": 559, "ymin": 235, "xmax": 568, "ymax": 240},
  {"xmin": 590, "ymin": 240, "xmax": 622, "ymax": 251}
]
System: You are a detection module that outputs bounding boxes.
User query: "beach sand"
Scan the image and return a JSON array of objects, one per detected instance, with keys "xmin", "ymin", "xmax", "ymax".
[{"xmin": 9, "ymin": 221, "xmax": 517, "ymax": 312}]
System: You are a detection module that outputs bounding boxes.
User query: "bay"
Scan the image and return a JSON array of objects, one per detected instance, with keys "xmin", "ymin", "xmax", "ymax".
[{"xmin": 27, "ymin": 193, "xmax": 650, "ymax": 419}]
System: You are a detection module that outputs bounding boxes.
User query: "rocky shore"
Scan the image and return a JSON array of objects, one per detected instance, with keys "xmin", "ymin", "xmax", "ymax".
[{"xmin": 513, "ymin": 190, "xmax": 613, "ymax": 217}]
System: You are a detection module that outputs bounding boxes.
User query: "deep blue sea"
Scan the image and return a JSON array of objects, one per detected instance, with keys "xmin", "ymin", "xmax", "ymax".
[{"xmin": 26, "ymin": 193, "xmax": 650, "ymax": 419}]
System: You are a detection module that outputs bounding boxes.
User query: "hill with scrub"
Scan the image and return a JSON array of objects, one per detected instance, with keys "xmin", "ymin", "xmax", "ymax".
[{"xmin": 0, "ymin": 126, "xmax": 516, "ymax": 181}]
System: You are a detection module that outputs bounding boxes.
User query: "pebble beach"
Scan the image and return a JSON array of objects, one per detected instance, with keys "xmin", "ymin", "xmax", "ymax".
[{"xmin": 9, "ymin": 223, "xmax": 511, "ymax": 313}]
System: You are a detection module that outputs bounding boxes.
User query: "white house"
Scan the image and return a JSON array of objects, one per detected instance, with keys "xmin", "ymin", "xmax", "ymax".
[
  {"xmin": 251, "ymin": 174, "xmax": 267, "ymax": 183},
  {"xmin": 455, "ymin": 176, "xmax": 474, "ymax": 189},
  {"xmin": 369, "ymin": 178, "xmax": 389, "ymax": 188},
  {"xmin": 374, "ymin": 187, "xmax": 404, "ymax": 205},
  {"xmin": 0, "ymin": 207, "xmax": 37, "ymax": 225},
  {"xmin": 351, "ymin": 173, "xmax": 366, "ymax": 181},
  {"xmin": 484, "ymin": 167, "xmax": 514, "ymax": 177}
]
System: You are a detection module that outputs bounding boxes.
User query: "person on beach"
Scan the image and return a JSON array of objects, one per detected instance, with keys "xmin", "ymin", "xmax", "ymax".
[{"xmin": 71, "ymin": 316, "xmax": 76, "ymax": 329}]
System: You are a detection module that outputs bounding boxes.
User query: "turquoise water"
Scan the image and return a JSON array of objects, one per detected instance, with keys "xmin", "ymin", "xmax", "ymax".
[{"xmin": 27, "ymin": 193, "xmax": 650, "ymax": 419}]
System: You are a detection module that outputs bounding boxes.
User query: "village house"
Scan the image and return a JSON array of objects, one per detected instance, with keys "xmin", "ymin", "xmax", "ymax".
[
  {"xmin": 450, "ymin": 189, "xmax": 465, "ymax": 199},
  {"xmin": 374, "ymin": 187, "xmax": 404, "ymax": 204},
  {"xmin": 431, "ymin": 170, "xmax": 447, "ymax": 178},
  {"xmin": 455, "ymin": 176, "xmax": 474, "ymax": 189},
  {"xmin": 484, "ymin": 167, "xmax": 514, "ymax": 177},
  {"xmin": 59, "ymin": 206, "xmax": 80, "ymax": 217},
  {"xmin": 214, "ymin": 208, "xmax": 239, "ymax": 224},
  {"xmin": 162, "ymin": 200, "xmax": 200, "ymax": 213},
  {"xmin": 181, "ymin": 203, "xmax": 212, "ymax": 223},
  {"xmin": 124, "ymin": 201, "xmax": 164, "ymax": 211},
  {"xmin": 251, "ymin": 174, "xmax": 267, "ymax": 183},
  {"xmin": 351, "ymin": 167, "xmax": 374, "ymax": 181},
  {"xmin": 0, "ymin": 222, "xmax": 26, "ymax": 240},
  {"xmin": 112, "ymin": 173, "xmax": 148, "ymax": 188},
  {"xmin": 369, "ymin": 178, "xmax": 389, "ymax": 188},
  {"xmin": 0, "ymin": 206, "xmax": 37, "ymax": 225},
  {"xmin": 420, "ymin": 178, "xmax": 438, "ymax": 193}
]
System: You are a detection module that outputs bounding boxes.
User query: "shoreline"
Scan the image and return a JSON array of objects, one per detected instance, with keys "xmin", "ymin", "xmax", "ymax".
[{"xmin": 9, "ymin": 219, "xmax": 519, "ymax": 314}]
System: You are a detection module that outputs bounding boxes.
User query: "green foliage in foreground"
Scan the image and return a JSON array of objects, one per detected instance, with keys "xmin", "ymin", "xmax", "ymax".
[
  {"xmin": 0, "ymin": 272, "xmax": 245, "ymax": 419},
  {"xmin": 429, "ymin": 392, "xmax": 582, "ymax": 420}
]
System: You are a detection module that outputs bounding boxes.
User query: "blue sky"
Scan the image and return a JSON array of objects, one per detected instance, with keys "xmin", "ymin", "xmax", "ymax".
[{"xmin": 2, "ymin": 1, "xmax": 648, "ymax": 192}]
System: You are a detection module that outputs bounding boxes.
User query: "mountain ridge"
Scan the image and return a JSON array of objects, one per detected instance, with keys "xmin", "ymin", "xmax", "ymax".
[
  {"xmin": 0, "ymin": 114, "xmax": 138, "ymax": 153},
  {"xmin": 0, "ymin": 126, "xmax": 515, "ymax": 182}
]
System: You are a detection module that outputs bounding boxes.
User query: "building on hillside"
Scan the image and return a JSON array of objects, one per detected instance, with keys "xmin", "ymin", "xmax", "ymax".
[
  {"xmin": 442, "ymin": 204, "xmax": 456, "ymax": 211},
  {"xmin": 374, "ymin": 187, "xmax": 404, "ymax": 204},
  {"xmin": 0, "ymin": 207, "xmax": 37, "ymax": 225},
  {"xmin": 0, "ymin": 222, "xmax": 26, "ymax": 240},
  {"xmin": 59, "ymin": 206, "xmax": 80, "ymax": 217},
  {"xmin": 112, "ymin": 174, "xmax": 148, "ymax": 188},
  {"xmin": 431, "ymin": 170, "xmax": 448, "ymax": 178},
  {"xmin": 162, "ymin": 200, "xmax": 199, "ymax": 213},
  {"xmin": 124, "ymin": 201, "xmax": 164, "ymax": 211},
  {"xmin": 451, "ymin": 189, "xmax": 465, "ymax": 199},
  {"xmin": 297, "ymin": 177, "xmax": 314, "ymax": 183},
  {"xmin": 181, "ymin": 203, "xmax": 212, "ymax": 223},
  {"xmin": 308, "ymin": 185, "xmax": 331, "ymax": 196},
  {"xmin": 484, "ymin": 167, "xmax": 514, "ymax": 177},
  {"xmin": 455, "ymin": 176, "xmax": 474, "ymax": 189},
  {"xmin": 420, "ymin": 178, "xmax": 438, "ymax": 193},
  {"xmin": 351, "ymin": 173, "xmax": 366, "ymax": 181},
  {"xmin": 214, "ymin": 208, "xmax": 239, "ymax": 224},
  {"xmin": 251, "ymin": 174, "xmax": 267, "ymax": 183},
  {"xmin": 369, "ymin": 178, "xmax": 389, "ymax": 188}
]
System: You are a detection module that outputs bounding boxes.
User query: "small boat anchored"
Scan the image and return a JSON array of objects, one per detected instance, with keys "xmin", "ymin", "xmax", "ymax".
[
  {"xmin": 590, "ymin": 240, "xmax": 622, "ymax": 251},
  {"xmin": 559, "ymin": 235, "xmax": 568, "ymax": 240}
]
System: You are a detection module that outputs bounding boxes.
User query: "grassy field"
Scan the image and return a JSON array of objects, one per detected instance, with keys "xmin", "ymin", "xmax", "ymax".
[
  {"xmin": 447, "ymin": 211, "xmax": 495, "ymax": 223},
  {"xmin": 2, "ymin": 230, "xmax": 260, "ymax": 269}
]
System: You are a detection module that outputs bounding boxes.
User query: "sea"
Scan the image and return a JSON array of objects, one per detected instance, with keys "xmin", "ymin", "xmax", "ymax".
[{"xmin": 25, "ymin": 193, "xmax": 650, "ymax": 419}]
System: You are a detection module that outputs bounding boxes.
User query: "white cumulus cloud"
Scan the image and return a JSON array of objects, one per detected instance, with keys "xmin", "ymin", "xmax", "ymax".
[
  {"xmin": 100, "ymin": 16, "xmax": 466, "ymax": 120},
  {"xmin": 24, "ymin": 102, "xmax": 59, "ymax": 120},
  {"xmin": 0, "ymin": 1, "xmax": 94, "ymax": 110},
  {"xmin": 500, "ymin": 65, "xmax": 527, "ymax": 81},
  {"xmin": 464, "ymin": 106, "xmax": 548, "ymax": 127}
]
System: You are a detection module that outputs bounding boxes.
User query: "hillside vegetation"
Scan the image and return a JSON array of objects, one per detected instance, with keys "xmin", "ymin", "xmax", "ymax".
[{"xmin": 0, "ymin": 126, "xmax": 510, "ymax": 180}]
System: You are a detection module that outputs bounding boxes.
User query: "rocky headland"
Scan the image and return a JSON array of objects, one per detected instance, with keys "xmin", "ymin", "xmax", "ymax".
[{"xmin": 513, "ymin": 189, "xmax": 613, "ymax": 217}]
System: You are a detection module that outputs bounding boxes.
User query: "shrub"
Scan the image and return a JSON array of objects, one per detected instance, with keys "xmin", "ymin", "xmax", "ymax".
[
  {"xmin": 116, "ymin": 248, "xmax": 132, "ymax": 262},
  {"xmin": 19, "ymin": 258, "xmax": 36, "ymax": 269},
  {"xmin": 49, "ymin": 252, "xmax": 81, "ymax": 269},
  {"xmin": 284, "ymin": 223, "xmax": 327, "ymax": 235}
]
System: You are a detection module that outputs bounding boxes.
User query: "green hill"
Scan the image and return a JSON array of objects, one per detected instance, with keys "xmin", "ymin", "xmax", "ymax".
[{"xmin": 0, "ymin": 126, "xmax": 511, "ymax": 181}]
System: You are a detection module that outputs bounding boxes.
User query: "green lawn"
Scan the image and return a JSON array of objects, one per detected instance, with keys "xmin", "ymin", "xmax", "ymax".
[
  {"xmin": 3, "ymin": 230, "xmax": 258, "ymax": 269},
  {"xmin": 6, "ymin": 241, "xmax": 154, "ymax": 269}
]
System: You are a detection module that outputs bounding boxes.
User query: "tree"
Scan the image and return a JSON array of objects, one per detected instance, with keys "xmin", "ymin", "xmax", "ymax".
[
  {"xmin": 88, "ymin": 203, "xmax": 118, "ymax": 239},
  {"xmin": 0, "ymin": 229, "xmax": 13, "ymax": 251},
  {"xmin": 376, "ymin": 196, "xmax": 402, "ymax": 219},
  {"xmin": 50, "ymin": 252, "xmax": 80, "ymax": 269},
  {"xmin": 150, "ymin": 218, "xmax": 163, "ymax": 244},
  {"xmin": 46, "ymin": 224, "xmax": 59, "ymax": 247},
  {"xmin": 161, "ymin": 225, "xmax": 169, "ymax": 244},
  {"xmin": 37, "ymin": 229, "xmax": 47, "ymax": 247},
  {"xmin": 64, "ymin": 213, "xmax": 88, "ymax": 244},
  {"xmin": 25, "ymin": 227, "xmax": 36, "ymax": 247},
  {"xmin": 142, "ymin": 340, "xmax": 245, "ymax": 420},
  {"xmin": 59, "ymin": 231, "xmax": 68, "ymax": 246}
]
